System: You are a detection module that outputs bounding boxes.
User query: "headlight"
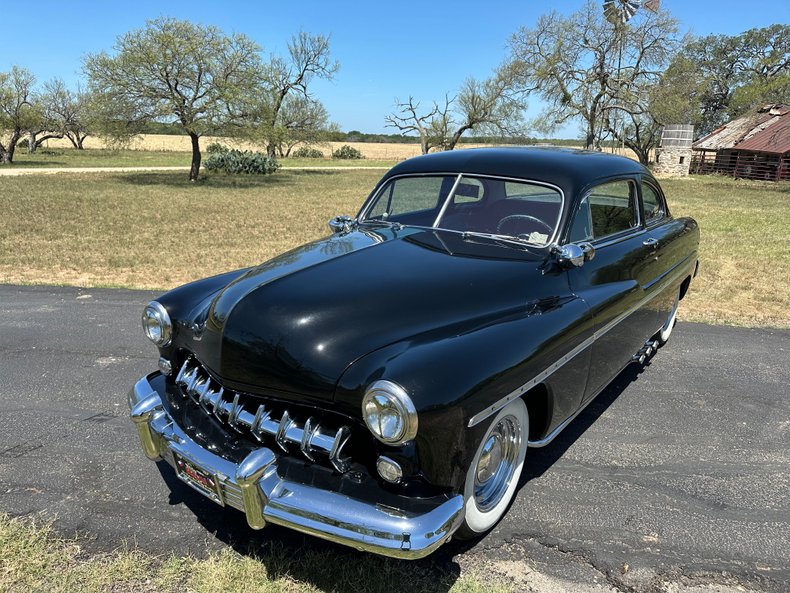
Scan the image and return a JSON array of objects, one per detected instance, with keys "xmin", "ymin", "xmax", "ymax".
[
  {"xmin": 142, "ymin": 301, "xmax": 172, "ymax": 346},
  {"xmin": 362, "ymin": 380, "xmax": 418, "ymax": 445}
]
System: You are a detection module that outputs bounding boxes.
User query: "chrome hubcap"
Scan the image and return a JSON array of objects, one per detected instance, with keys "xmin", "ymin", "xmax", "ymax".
[{"xmin": 474, "ymin": 415, "xmax": 521, "ymax": 512}]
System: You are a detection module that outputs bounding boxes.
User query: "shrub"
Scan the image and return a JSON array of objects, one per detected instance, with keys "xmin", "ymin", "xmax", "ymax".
[
  {"xmin": 204, "ymin": 149, "xmax": 279, "ymax": 175},
  {"xmin": 292, "ymin": 146, "xmax": 325, "ymax": 158},
  {"xmin": 206, "ymin": 142, "xmax": 229, "ymax": 154},
  {"xmin": 332, "ymin": 145, "xmax": 364, "ymax": 160}
]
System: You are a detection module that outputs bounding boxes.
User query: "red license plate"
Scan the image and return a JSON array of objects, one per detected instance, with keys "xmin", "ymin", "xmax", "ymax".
[{"xmin": 173, "ymin": 452, "xmax": 223, "ymax": 505}]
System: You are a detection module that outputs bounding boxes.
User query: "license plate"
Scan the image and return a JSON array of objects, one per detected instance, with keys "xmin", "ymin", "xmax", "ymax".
[{"xmin": 173, "ymin": 452, "xmax": 224, "ymax": 505}]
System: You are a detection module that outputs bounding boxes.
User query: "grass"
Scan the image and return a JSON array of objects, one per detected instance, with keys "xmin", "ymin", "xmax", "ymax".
[
  {"xmin": 0, "ymin": 170, "xmax": 788, "ymax": 327},
  {"xmin": 0, "ymin": 513, "xmax": 506, "ymax": 593},
  {"xmin": 6, "ymin": 148, "xmax": 398, "ymax": 169}
]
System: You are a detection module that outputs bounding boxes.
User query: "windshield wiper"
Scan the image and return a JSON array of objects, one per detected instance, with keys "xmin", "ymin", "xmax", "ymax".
[
  {"xmin": 358, "ymin": 219, "xmax": 403, "ymax": 230},
  {"xmin": 460, "ymin": 231, "xmax": 542, "ymax": 250}
]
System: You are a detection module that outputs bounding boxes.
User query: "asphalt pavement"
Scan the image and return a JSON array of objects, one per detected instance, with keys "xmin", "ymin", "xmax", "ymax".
[{"xmin": 0, "ymin": 284, "xmax": 788, "ymax": 592}]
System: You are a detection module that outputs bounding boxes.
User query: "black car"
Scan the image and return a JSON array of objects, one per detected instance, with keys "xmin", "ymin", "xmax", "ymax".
[{"xmin": 129, "ymin": 147, "xmax": 699, "ymax": 559}]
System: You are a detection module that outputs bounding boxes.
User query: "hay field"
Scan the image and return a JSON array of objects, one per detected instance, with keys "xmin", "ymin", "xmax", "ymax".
[{"xmin": 41, "ymin": 134, "xmax": 644, "ymax": 161}]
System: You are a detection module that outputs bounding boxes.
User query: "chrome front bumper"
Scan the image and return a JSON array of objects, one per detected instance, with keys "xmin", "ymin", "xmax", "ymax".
[{"xmin": 128, "ymin": 373, "xmax": 464, "ymax": 559}]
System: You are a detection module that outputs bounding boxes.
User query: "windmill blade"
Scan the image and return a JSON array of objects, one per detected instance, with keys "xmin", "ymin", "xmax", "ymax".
[
  {"xmin": 603, "ymin": 0, "xmax": 642, "ymax": 24},
  {"xmin": 643, "ymin": 0, "xmax": 660, "ymax": 12}
]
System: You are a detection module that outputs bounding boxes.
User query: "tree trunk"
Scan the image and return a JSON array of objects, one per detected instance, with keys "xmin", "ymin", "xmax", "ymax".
[
  {"xmin": 1, "ymin": 132, "xmax": 21, "ymax": 163},
  {"xmin": 66, "ymin": 132, "xmax": 88, "ymax": 150},
  {"xmin": 419, "ymin": 134, "xmax": 429, "ymax": 155},
  {"xmin": 189, "ymin": 133, "xmax": 201, "ymax": 181},
  {"xmin": 28, "ymin": 132, "xmax": 37, "ymax": 154},
  {"xmin": 584, "ymin": 122, "xmax": 596, "ymax": 150}
]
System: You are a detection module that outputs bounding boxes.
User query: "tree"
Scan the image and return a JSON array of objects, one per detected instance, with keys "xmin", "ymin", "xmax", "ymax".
[
  {"xmin": 270, "ymin": 95, "xmax": 334, "ymax": 157},
  {"xmin": 385, "ymin": 70, "xmax": 526, "ymax": 154},
  {"xmin": 84, "ymin": 18, "xmax": 263, "ymax": 180},
  {"xmin": 384, "ymin": 96, "xmax": 447, "ymax": 155},
  {"xmin": 508, "ymin": 1, "xmax": 680, "ymax": 151},
  {"xmin": 39, "ymin": 79, "xmax": 94, "ymax": 150},
  {"xmin": 0, "ymin": 66, "xmax": 39, "ymax": 163},
  {"xmin": 679, "ymin": 25, "xmax": 790, "ymax": 135},
  {"xmin": 252, "ymin": 32, "xmax": 338, "ymax": 157}
]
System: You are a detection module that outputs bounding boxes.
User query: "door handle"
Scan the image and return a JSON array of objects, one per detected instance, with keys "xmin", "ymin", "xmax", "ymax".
[{"xmin": 643, "ymin": 238, "xmax": 658, "ymax": 247}]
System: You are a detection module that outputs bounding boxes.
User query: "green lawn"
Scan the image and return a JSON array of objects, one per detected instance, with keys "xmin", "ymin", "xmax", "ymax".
[
  {"xmin": 0, "ymin": 513, "xmax": 505, "ymax": 593},
  {"xmin": 4, "ymin": 148, "xmax": 397, "ymax": 169},
  {"xmin": 0, "ymin": 170, "xmax": 787, "ymax": 327}
]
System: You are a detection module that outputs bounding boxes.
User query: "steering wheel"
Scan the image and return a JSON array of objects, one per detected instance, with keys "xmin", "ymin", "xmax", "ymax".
[{"xmin": 496, "ymin": 214, "xmax": 553, "ymax": 237}]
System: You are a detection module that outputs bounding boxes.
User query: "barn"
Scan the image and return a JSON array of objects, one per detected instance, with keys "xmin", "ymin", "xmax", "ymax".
[{"xmin": 691, "ymin": 104, "xmax": 790, "ymax": 181}]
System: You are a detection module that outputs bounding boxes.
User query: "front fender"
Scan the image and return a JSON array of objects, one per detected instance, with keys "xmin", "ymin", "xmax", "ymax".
[{"xmin": 335, "ymin": 294, "xmax": 592, "ymax": 491}]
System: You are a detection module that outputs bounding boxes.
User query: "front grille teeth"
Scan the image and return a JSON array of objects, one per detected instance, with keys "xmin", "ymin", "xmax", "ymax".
[{"xmin": 174, "ymin": 357, "xmax": 352, "ymax": 472}]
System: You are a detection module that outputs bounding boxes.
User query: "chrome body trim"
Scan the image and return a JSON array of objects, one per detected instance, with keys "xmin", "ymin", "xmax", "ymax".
[
  {"xmin": 129, "ymin": 374, "xmax": 464, "ymax": 559},
  {"xmin": 467, "ymin": 255, "xmax": 695, "ymax": 431},
  {"xmin": 432, "ymin": 174, "xmax": 463, "ymax": 227}
]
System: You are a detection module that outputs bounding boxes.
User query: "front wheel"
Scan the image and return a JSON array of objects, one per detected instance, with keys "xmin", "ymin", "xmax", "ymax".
[{"xmin": 455, "ymin": 398, "xmax": 528, "ymax": 539}]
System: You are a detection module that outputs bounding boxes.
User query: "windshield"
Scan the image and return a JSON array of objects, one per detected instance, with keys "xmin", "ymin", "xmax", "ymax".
[{"xmin": 360, "ymin": 174, "xmax": 563, "ymax": 246}]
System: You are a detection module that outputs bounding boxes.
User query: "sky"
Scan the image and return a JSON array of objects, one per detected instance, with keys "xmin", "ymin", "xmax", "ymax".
[{"xmin": 2, "ymin": 0, "xmax": 787, "ymax": 139}]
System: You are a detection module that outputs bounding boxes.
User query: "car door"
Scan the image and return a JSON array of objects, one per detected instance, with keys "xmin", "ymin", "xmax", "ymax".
[
  {"xmin": 639, "ymin": 177, "xmax": 690, "ymax": 324},
  {"xmin": 565, "ymin": 177, "xmax": 661, "ymax": 401}
]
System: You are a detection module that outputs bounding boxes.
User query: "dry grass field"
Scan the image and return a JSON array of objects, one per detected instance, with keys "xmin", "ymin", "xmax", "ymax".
[
  {"xmin": 36, "ymin": 133, "xmax": 645, "ymax": 161},
  {"xmin": 0, "ymin": 170, "xmax": 787, "ymax": 327}
]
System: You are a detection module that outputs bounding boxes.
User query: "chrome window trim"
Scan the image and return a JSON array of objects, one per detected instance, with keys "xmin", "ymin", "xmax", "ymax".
[
  {"xmin": 565, "ymin": 178, "xmax": 642, "ymax": 247},
  {"xmin": 640, "ymin": 179, "xmax": 669, "ymax": 228},
  {"xmin": 467, "ymin": 256, "xmax": 694, "ymax": 430},
  {"xmin": 357, "ymin": 172, "xmax": 566, "ymax": 247}
]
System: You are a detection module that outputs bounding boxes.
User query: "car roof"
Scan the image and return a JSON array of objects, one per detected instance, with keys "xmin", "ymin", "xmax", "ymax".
[{"xmin": 384, "ymin": 146, "xmax": 650, "ymax": 196}]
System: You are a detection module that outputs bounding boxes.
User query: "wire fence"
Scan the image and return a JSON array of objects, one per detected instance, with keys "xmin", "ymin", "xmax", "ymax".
[{"xmin": 691, "ymin": 149, "xmax": 790, "ymax": 181}]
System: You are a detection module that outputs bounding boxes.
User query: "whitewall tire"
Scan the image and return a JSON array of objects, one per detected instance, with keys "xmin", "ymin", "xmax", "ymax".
[
  {"xmin": 456, "ymin": 398, "xmax": 528, "ymax": 539},
  {"xmin": 657, "ymin": 290, "xmax": 680, "ymax": 346}
]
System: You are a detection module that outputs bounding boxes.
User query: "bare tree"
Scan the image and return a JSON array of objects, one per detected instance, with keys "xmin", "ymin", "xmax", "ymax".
[
  {"xmin": 385, "ymin": 96, "xmax": 444, "ymax": 154},
  {"xmin": 508, "ymin": 1, "xmax": 680, "ymax": 151},
  {"xmin": 84, "ymin": 18, "xmax": 263, "ymax": 180},
  {"xmin": 0, "ymin": 66, "xmax": 40, "ymax": 163},
  {"xmin": 255, "ymin": 32, "xmax": 338, "ymax": 157},
  {"xmin": 386, "ymin": 70, "xmax": 526, "ymax": 153}
]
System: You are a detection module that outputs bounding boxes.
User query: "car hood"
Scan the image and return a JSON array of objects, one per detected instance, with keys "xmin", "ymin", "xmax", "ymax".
[{"xmin": 178, "ymin": 226, "xmax": 547, "ymax": 402}]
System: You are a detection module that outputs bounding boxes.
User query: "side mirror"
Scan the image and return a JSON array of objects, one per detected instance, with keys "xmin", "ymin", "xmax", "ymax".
[
  {"xmin": 557, "ymin": 244, "xmax": 585, "ymax": 268},
  {"xmin": 579, "ymin": 242, "xmax": 595, "ymax": 262},
  {"xmin": 328, "ymin": 215, "xmax": 354, "ymax": 234}
]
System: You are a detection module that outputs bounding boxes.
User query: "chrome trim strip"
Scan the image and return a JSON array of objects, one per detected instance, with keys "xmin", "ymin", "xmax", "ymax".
[
  {"xmin": 467, "ymin": 258, "xmax": 695, "ymax": 429},
  {"xmin": 129, "ymin": 374, "xmax": 464, "ymax": 560},
  {"xmin": 432, "ymin": 174, "xmax": 463, "ymax": 228}
]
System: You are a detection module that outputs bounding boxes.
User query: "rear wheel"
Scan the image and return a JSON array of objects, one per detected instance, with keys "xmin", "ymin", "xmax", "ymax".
[
  {"xmin": 657, "ymin": 289, "xmax": 680, "ymax": 346},
  {"xmin": 456, "ymin": 398, "xmax": 528, "ymax": 539}
]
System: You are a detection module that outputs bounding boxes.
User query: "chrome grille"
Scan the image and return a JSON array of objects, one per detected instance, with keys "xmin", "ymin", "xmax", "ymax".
[{"xmin": 174, "ymin": 356, "xmax": 352, "ymax": 472}]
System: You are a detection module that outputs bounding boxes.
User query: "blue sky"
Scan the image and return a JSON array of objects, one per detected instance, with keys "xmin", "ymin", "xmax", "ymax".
[{"xmin": 2, "ymin": 0, "xmax": 787, "ymax": 138}]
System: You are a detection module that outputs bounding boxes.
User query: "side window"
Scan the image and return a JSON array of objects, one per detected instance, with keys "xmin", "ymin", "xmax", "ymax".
[
  {"xmin": 586, "ymin": 179, "xmax": 638, "ymax": 239},
  {"xmin": 641, "ymin": 182, "xmax": 666, "ymax": 225},
  {"xmin": 568, "ymin": 196, "xmax": 593, "ymax": 242}
]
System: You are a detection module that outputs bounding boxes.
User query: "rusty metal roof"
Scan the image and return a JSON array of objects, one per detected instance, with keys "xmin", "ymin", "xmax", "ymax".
[{"xmin": 693, "ymin": 104, "xmax": 790, "ymax": 155}]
